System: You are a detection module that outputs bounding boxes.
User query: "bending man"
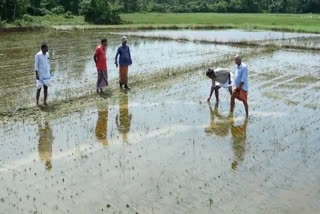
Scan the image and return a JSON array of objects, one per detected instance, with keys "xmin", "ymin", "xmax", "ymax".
[{"xmin": 206, "ymin": 67, "xmax": 232, "ymax": 102}]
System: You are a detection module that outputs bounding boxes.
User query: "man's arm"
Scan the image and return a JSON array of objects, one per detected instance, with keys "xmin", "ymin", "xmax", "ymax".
[
  {"xmin": 128, "ymin": 47, "xmax": 132, "ymax": 65},
  {"xmin": 35, "ymin": 54, "xmax": 39, "ymax": 80},
  {"xmin": 115, "ymin": 48, "xmax": 120, "ymax": 67},
  {"xmin": 228, "ymin": 73, "xmax": 231, "ymax": 84},
  {"xmin": 237, "ymin": 67, "xmax": 248, "ymax": 91},
  {"xmin": 207, "ymin": 80, "xmax": 215, "ymax": 101},
  {"xmin": 93, "ymin": 48, "xmax": 99, "ymax": 64},
  {"xmin": 93, "ymin": 54, "xmax": 97, "ymax": 64},
  {"xmin": 207, "ymin": 86, "xmax": 214, "ymax": 101},
  {"xmin": 237, "ymin": 82, "xmax": 244, "ymax": 91},
  {"xmin": 48, "ymin": 53, "xmax": 51, "ymax": 76}
]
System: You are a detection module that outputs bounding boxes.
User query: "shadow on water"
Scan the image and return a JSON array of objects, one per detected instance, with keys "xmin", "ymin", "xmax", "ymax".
[
  {"xmin": 205, "ymin": 102, "xmax": 249, "ymax": 170},
  {"xmin": 95, "ymin": 108, "xmax": 109, "ymax": 147},
  {"xmin": 98, "ymin": 90, "xmax": 113, "ymax": 99},
  {"xmin": 38, "ymin": 120, "xmax": 54, "ymax": 171},
  {"xmin": 38, "ymin": 105, "xmax": 56, "ymax": 113},
  {"xmin": 115, "ymin": 91, "xmax": 132, "ymax": 143}
]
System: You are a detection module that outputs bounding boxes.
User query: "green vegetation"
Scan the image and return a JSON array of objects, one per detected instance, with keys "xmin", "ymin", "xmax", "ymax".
[
  {"xmin": 0, "ymin": 0, "xmax": 122, "ymax": 25},
  {"xmin": 1, "ymin": 12, "xmax": 320, "ymax": 34},
  {"xmin": 84, "ymin": 0, "xmax": 121, "ymax": 24},
  {"xmin": 121, "ymin": 13, "xmax": 320, "ymax": 33},
  {"xmin": 1, "ymin": 0, "xmax": 320, "ymax": 27}
]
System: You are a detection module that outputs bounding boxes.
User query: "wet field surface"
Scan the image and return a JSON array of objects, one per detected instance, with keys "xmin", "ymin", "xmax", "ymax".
[
  {"xmin": 119, "ymin": 29, "xmax": 318, "ymax": 42},
  {"xmin": 0, "ymin": 30, "xmax": 251, "ymax": 111},
  {"xmin": 0, "ymin": 29, "xmax": 320, "ymax": 213}
]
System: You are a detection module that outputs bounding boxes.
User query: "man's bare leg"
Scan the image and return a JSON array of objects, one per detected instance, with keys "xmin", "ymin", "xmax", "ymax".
[
  {"xmin": 243, "ymin": 101, "xmax": 249, "ymax": 118},
  {"xmin": 230, "ymin": 92, "xmax": 237, "ymax": 113},
  {"xmin": 36, "ymin": 88, "xmax": 41, "ymax": 106},
  {"xmin": 214, "ymin": 86, "xmax": 221, "ymax": 101},
  {"xmin": 228, "ymin": 86, "xmax": 232, "ymax": 95},
  {"xmin": 44, "ymin": 86, "xmax": 48, "ymax": 105}
]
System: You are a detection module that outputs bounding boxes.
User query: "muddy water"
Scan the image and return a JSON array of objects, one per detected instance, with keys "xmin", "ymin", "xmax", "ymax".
[
  {"xmin": 1, "ymin": 29, "xmax": 320, "ymax": 214},
  {"xmin": 118, "ymin": 29, "xmax": 318, "ymax": 43},
  {"xmin": 0, "ymin": 29, "xmax": 249, "ymax": 112}
]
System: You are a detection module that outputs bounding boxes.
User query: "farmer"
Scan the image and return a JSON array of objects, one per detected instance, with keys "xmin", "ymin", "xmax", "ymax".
[
  {"xmin": 115, "ymin": 36, "xmax": 132, "ymax": 90},
  {"xmin": 206, "ymin": 67, "xmax": 233, "ymax": 102},
  {"xmin": 35, "ymin": 42, "xmax": 52, "ymax": 106},
  {"xmin": 94, "ymin": 38, "xmax": 108, "ymax": 94},
  {"xmin": 230, "ymin": 55, "xmax": 249, "ymax": 117}
]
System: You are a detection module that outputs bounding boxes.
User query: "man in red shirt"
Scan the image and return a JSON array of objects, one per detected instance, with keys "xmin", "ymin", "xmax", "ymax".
[{"xmin": 94, "ymin": 38, "xmax": 108, "ymax": 93}]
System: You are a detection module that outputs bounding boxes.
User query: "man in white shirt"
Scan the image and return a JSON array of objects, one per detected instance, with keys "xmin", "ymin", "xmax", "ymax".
[
  {"xmin": 206, "ymin": 67, "xmax": 232, "ymax": 102},
  {"xmin": 35, "ymin": 42, "xmax": 51, "ymax": 106},
  {"xmin": 230, "ymin": 55, "xmax": 249, "ymax": 117}
]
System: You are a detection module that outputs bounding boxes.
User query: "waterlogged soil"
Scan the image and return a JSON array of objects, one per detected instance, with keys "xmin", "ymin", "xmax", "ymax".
[
  {"xmin": 271, "ymin": 36, "xmax": 320, "ymax": 49},
  {"xmin": 247, "ymin": 49, "xmax": 320, "ymax": 108},
  {"xmin": 0, "ymin": 29, "xmax": 320, "ymax": 214},
  {"xmin": 118, "ymin": 29, "xmax": 318, "ymax": 43},
  {"xmin": 0, "ymin": 29, "xmax": 251, "ymax": 112}
]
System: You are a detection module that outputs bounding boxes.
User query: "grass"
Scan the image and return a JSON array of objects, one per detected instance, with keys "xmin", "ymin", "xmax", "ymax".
[
  {"xmin": 36, "ymin": 14, "xmax": 86, "ymax": 26},
  {"xmin": 121, "ymin": 13, "xmax": 320, "ymax": 33},
  {"xmin": 2, "ymin": 13, "xmax": 320, "ymax": 33}
]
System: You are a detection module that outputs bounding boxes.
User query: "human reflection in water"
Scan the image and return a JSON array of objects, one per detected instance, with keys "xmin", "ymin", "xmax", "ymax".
[
  {"xmin": 115, "ymin": 93, "xmax": 132, "ymax": 143},
  {"xmin": 95, "ymin": 108, "xmax": 109, "ymax": 147},
  {"xmin": 38, "ymin": 120, "xmax": 54, "ymax": 171},
  {"xmin": 205, "ymin": 102, "xmax": 230, "ymax": 137},
  {"xmin": 229, "ymin": 114, "xmax": 249, "ymax": 170}
]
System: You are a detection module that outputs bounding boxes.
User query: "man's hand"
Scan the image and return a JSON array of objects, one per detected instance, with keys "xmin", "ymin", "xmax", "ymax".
[
  {"xmin": 35, "ymin": 71, "xmax": 39, "ymax": 80},
  {"xmin": 207, "ymin": 97, "xmax": 211, "ymax": 102},
  {"xmin": 228, "ymin": 80, "xmax": 232, "ymax": 85},
  {"xmin": 115, "ymin": 63, "xmax": 118, "ymax": 68}
]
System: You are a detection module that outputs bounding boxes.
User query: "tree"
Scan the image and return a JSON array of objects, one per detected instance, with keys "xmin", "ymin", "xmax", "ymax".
[
  {"xmin": 298, "ymin": 0, "xmax": 320, "ymax": 13},
  {"xmin": 84, "ymin": 0, "xmax": 122, "ymax": 24}
]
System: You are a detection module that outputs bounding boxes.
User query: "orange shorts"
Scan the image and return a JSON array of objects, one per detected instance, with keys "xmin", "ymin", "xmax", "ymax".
[{"xmin": 234, "ymin": 89, "xmax": 248, "ymax": 102}]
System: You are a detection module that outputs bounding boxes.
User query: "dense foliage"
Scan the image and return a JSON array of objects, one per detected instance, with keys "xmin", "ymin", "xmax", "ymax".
[{"xmin": 0, "ymin": 0, "xmax": 319, "ymax": 25}]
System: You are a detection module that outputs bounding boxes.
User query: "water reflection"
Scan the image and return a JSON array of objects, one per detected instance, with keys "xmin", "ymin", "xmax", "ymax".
[
  {"xmin": 205, "ymin": 103, "xmax": 249, "ymax": 170},
  {"xmin": 205, "ymin": 103, "xmax": 229, "ymax": 137},
  {"xmin": 230, "ymin": 115, "xmax": 248, "ymax": 170},
  {"xmin": 115, "ymin": 92, "xmax": 132, "ymax": 143},
  {"xmin": 38, "ymin": 120, "xmax": 54, "ymax": 171},
  {"xmin": 95, "ymin": 108, "xmax": 109, "ymax": 147}
]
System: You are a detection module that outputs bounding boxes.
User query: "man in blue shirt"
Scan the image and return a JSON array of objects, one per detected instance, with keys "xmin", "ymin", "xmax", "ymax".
[
  {"xmin": 230, "ymin": 55, "xmax": 249, "ymax": 117},
  {"xmin": 115, "ymin": 36, "xmax": 132, "ymax": 90}
]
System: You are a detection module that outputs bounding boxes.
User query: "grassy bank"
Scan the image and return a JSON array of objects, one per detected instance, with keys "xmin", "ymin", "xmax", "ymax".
[
  {"xmin": 121, "ymin": 13, "xmax": 320, "ymax": 33},
  {"xmin": 1, "ymin": 13, "xmax": 320, "ymax": 33}
]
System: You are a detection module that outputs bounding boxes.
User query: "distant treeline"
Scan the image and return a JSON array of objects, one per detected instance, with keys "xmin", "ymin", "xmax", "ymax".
[{"xmin": 1, "ymin": 0, "xmax": 320, "ymax": 24}]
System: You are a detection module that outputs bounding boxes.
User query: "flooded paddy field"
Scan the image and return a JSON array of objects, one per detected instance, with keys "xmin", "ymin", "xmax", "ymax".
[
  {"xmin": 0, "ymin": 29, "xmax": 320, "ymax": 214},
  {"xmin": 118, "ymin": 29, "xmax": 318, "ymax": 43},
  {"xmin": 270, "ymin": 36, "xmax": 320, "ymax": 49},
  {"xmin": 0, "ymin": 30, "xmax": 252, "ymax": 112}
]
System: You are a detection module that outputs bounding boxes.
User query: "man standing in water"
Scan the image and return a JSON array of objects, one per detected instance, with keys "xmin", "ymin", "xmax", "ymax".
[
  {"xmin": 94, "ymin": 38, "xmax": 108, "ymax": 94},
  {"xmin": 115, "ymin": 36, "xmax": 132, "ymax": 90},
  {"xmin": 206, "ymin": 67, "xmax": 233, "ymax": 102},
  {"xmin": 230, "ymin": 55, "xmax": 249, "ymax": 117},
  {"xmin": 35, "ymin": 42, "xmax": 51, "ymax": 106}
]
